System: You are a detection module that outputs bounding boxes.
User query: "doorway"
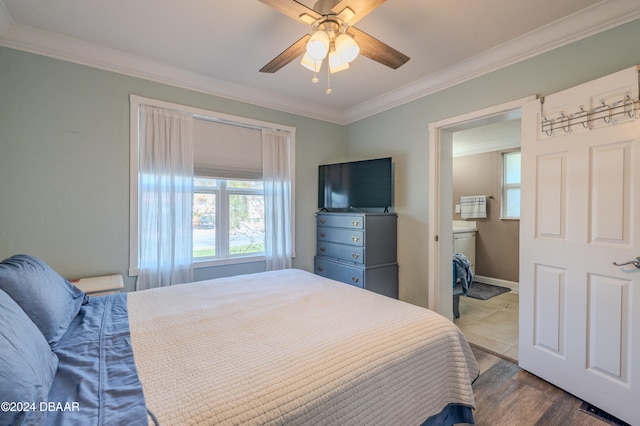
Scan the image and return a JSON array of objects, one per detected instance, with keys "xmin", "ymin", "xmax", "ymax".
[
  {"xmin": 427, "ymin": 98, "xmax": 527, "ymax": 359},
  {"xmin": 451, "ymin": 119, "xmax": 521, "ymax": 361}
]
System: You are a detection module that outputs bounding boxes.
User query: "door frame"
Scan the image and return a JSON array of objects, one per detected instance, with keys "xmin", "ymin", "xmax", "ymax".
[{"xmin": 427, "ymin": 97, "xmax": 530, "ymax": 318}]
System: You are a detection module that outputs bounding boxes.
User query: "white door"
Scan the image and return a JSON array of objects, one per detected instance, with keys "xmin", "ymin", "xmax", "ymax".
[{"xmin": 519, "ymin": 66, "xmax": 640, "ymax": 424}]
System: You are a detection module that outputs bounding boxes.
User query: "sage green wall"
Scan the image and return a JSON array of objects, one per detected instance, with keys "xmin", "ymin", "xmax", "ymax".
[
  {"xmin": 0, "ymin": 47, "xmax": 347, "ymax": 292},
  {"xmin": 346, "ymin": 18, "xmax": 640, "ymax": 307},
  {"xmin": 3, "ymin": 18, "xmax": 640, "ymax": 300}
]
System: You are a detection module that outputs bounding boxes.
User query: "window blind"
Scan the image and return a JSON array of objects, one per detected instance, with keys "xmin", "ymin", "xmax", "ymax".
[{"xmin": 193, "ymin": 118, "xmax": 262, "ymax": 179}]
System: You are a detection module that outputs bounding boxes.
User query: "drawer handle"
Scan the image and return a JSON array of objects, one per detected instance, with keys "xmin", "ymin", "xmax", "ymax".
[
  {"xmin": 351, "ymin": 253, "xmax": 359, "ymax": 259},
  {"xmin": 320, "ymin": 232, "xmax": 326, "ymax": 238},
  {"xmin": 351, "ymin": 236, "xmax": 359, "ymax": 242},
  {"xmin": 351, "ymin": 220, "xmax": 360, "ymax": 227},
  {"xmin": 320, "ymin": 219, "xmax": 326, "ymax": 224},
  {"xmin": 317, "ymin": 266, "xmax": 323, "ymax": 272},
  {"xmin": 351, "ymin": 276, "xmax": 360, "ymax": 283},
  {"xmin": 320, "ymin": 247, "xmax": 326, "ymax": 252}
]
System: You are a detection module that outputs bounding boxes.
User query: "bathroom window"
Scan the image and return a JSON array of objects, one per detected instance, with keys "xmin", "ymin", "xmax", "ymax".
[{"xmin": 502, "ymin": 150, "xmax": 521, "ymax": 219}]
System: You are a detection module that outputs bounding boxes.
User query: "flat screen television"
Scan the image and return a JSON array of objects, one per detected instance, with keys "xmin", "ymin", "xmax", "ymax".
[{"xmin": 318, "ymin": 157, "xmax": 393, "ymax": 210}]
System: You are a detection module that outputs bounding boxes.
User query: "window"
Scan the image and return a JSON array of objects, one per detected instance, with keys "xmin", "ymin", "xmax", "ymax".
[
  {"xmin": 129, "ymin": 95, "xmax": 295, "ymax": 275},
  {"xmin": 193, "ymin": 178, "xmax": 265, "ymax": 259},
  {"xmin": 191, "ymin": 116, "xmax": 266, "ymax": 263},
  {"xmin": 502, "ymin": 150, "xmax": 521, "ymax": 219}
]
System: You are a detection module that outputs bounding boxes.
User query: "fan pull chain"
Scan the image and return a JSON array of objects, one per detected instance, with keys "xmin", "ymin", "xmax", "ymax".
[
  {"xmin": 326, "ymin": 64, "xmax": 332, "ymax": 94},
  {"xmin": 312, "ymin": 59, "xmax": 319, "ymax": 83}
]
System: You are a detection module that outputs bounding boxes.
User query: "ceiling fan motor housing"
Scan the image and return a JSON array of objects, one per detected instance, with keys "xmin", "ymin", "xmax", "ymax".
[{"xmin": 313, "ymin": 0, "xmax": 342, "ymax": 15}]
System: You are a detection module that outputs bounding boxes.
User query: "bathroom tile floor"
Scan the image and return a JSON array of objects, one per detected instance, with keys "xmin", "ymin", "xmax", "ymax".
[{"xmin": 454, "ymin": 290, "xmax": 519, "ymax": 362}]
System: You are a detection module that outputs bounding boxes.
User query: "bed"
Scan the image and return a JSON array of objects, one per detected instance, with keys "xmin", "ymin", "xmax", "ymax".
[{"xmin": 0, "ymin": 255, "xmax": 479, "ymax": 426}]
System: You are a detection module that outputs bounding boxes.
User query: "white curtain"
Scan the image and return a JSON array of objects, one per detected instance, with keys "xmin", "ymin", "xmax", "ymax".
[
  {"xmin": 262, "ymin": 129, "xmax": 293, "ymax": 270},
  {"xmin": 136, "ymin": 105, "xmax": 194, "ymax": 290}
]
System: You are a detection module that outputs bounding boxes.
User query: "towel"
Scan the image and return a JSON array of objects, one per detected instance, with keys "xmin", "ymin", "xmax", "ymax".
[
  {"xmin": 453, "ymin": 253, "xmax": 474, "ymax": 295},
  {"xmin": 460, "ymin": 195, "xmax": 486, "ymax": 219}
]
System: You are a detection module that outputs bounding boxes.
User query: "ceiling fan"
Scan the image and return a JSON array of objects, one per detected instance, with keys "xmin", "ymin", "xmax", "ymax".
[{"xmin": 258, "ymin": 0, "xmax": 410, "ymax": 79}]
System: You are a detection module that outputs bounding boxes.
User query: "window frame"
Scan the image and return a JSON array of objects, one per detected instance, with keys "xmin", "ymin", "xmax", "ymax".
[
  {"xmin": 193, "ymin": 177, "xmax": 266, "ymax": 263},
  {"xmin": 500, "ymin": 149, "xmax": 521, "ymax": 220},
  {"xmin": 129, "ymin": 95, "xmax": 296, "ymax": 276}
]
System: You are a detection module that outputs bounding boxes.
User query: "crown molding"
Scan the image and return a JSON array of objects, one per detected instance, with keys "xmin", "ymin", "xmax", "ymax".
[
  {"xmin": 1, "ymin": 0, "xmax": 638, "ymax": 125},
  {"xmin": 0, "ymin": 21, "xmax": 346, "ymax": 124},
  {"xmin": 342, "ymin": 0, "xmax": 640, "ymax": 123},
  {"xmin": 453, "ymin": 139, "xmax": 521, "ymax": 158}
]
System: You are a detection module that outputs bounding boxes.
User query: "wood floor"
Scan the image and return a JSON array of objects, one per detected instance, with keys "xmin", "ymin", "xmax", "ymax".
[
  {"xmin": 465, "ymin": 346, "xmax": 610, "ymax": 426},
  {"xmin": 455, "ymin": 290, "xmax": 624, "ymax": 425}
]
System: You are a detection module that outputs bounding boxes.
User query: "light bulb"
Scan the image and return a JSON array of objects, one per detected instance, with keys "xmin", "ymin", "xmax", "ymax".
[
  {"xmin": 334, "ymin": 33, "xmax": 359, "ymax": 63},
  {"xmin": 306, "ymin": 31, "xmax": 330, "ymax": 60},
  {"xmin": 328, "ymin": 50, "xmax": 350, "ymax": 73},
  {"xmin": 300, "ymin": 53, "xmax": 322, "ymax": 72}
]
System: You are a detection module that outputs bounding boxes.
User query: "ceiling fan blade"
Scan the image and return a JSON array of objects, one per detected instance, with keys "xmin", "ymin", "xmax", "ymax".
[
  {"xmin": 347, "ymin": 27, "xmax": 409, "ymax": 69},
  {"xmin": 260, "ymin": 34, "xmax": 311, "ymax": 73},
  {"xmin": 257, "ymin": 0, "xmax": 321, "ymax": 25},
  {"xmin": 332, "ymin": 0, "xmax": 386, "ymax": 25}
]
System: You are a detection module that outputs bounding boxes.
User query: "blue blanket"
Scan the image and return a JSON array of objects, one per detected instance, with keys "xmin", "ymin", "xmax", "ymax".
[
  {"xmin": 421, "ymin": 403, "xmax": 474, "ymax": 425},
  {"xmin": 46, "ymin": 294, "xmax": 148, "ymax": 425}
]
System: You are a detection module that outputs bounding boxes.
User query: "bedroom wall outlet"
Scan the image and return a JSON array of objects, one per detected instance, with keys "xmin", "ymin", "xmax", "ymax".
[{"xmin": 455, "ymin": 204, "xmax": 461, "ymax": 214}]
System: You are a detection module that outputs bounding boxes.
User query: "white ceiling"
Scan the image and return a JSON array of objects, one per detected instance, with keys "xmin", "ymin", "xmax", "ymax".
[
  {"xmin": 453, "ymin": 118, "xmax": 521, "ymax": 158},
  {"xmin": 1, "ymin": 0, "xmax": 639, "ymax": 124}
]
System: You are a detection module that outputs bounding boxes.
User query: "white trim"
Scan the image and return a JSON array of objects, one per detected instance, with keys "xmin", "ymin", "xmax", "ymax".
[
  {"xmin": 130, "ymin": 95, "xmax": 296, "ymax": 134},
  {"xmin": 128, "ymin": 95, "xmax": 296, "ymax": 276},
  {"xmin": 428, "ymin": 97, "xmax": 529, "ymax": 317},
  {"xmin": 1, "ymin": 1, "xmax": 638, "ymax": 124},
  {"xmin": 194, "ymin": 255, "xmax": 266, "ymax": 269},
  {"xmin": 128, "ymin": 97, "xmax": 139, "ymax": 276},
  {"xmin": 427, "ymin": 122, "xmax": 440, "ymax": 312},
  {"xmin": 434, "ymin": 98, "xmax": 532, "ymax": 130},
  {"xmin": 0, "ymin": 24, "xmax": 344, "ymax": 124},
  {"xmin": 343, "ymin": 0, "xmax": 640, "ymax": 123}
]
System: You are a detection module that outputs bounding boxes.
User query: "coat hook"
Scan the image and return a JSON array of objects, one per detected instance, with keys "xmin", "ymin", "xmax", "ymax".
[
  {"xmin": 599, "ymin": 101, "xmax": 611, "ymax": 124},
  {"xmin": 541, "ymin": 117, "xmax": 553, "ymax": 136},
  {"xmin": 559, "ymin": 112, "xmax": 571, "ymax": 133},
  {"xmin": 576, "ymin": 106, "xmax": 589, "ymax": 128}
]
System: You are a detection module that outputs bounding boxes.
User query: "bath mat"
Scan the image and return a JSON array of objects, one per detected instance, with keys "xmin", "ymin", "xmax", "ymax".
[{"xmin": 466, "ymin": 282, "xmax": 510, "ymax": 300}]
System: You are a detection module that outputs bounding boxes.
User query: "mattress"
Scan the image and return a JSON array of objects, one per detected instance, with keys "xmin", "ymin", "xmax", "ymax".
[{"xmin": 127, "ymin": 269, "xmax": 479, "ymax": 425}]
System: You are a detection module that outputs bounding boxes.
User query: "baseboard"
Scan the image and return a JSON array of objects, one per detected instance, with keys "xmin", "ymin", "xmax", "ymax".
[{"xmin": 474, "ymin": 275, "xmax": 519, "ymax": 294}]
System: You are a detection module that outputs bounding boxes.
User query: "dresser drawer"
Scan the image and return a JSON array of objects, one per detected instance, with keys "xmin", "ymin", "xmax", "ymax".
[
  {"xmin": 314, "ymin": 258, "xmax": 364, "ymax": 288},
  {"xmin": 317, "ymin": 241, "xmax": 364, "ymax": 264},
  {"xmin": 317, "ymin": 214, "xmax": 364, "ymax": 229},
  {"xmin": 318, "ymin": 226, "xmax": 364, "ymax": 246}
]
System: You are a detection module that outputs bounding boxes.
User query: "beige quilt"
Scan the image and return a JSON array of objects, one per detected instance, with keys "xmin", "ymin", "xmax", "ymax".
[{"xmin": 127, "ymin": 269, "xmax": 478, "ymax": 425}]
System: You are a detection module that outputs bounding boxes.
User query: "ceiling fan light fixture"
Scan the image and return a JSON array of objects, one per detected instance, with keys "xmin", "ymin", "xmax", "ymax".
[
  {"xmin": 300, "ymin": 52, "xmax": 322, "ymax": 72},
  {"xmin": 306, "ymin": 30, "xmax": 330, "ymax": 60},
  {"xmin": 328, "ymin": 50, "xmax": 350, "ymax": 73},
  {"xmin": 334, "ymin": 33, "xmax": 359, "ymax": 63},
  {"xmin": 259, "ymin": 0, "xmax": 410, "ymax": 85}
]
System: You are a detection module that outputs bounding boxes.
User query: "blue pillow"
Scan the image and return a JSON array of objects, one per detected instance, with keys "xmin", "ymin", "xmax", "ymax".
[
  {"xmin": 0, "ymin": 288, "xmax": 59, "ymax": 426},
  {"xmin": 0, "ymin": 254, "xmax": 87, "ymax": 347}
]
